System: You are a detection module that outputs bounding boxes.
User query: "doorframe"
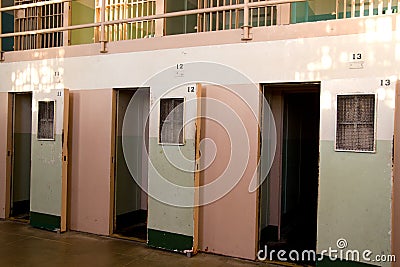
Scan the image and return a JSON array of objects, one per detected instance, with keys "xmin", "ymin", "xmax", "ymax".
[
  {"xmin": 109, "ymin": 89, "xmax": 117, "ymax": 235},
  {"xmin": 193, "ymin": 83, "xmax": 202, "ymax": 254},
  {"xmin": 5, "ymin": 93, "xmax": 13, "ymax": 219},
  {"xmin": 61, "ymin": 89, "xmax": 70, "ymax": 232},
  {"xmin": 392, "ymin": 81, "xmax": 400, "ymax": 259},
  {"xmin": 258, "ymin": 82, "xmax": 321, "ymax": 247}
]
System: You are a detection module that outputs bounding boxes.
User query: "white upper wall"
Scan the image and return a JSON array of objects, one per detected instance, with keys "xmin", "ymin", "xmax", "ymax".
[
  {"xmin": 1, "ymin": 18, "xmax": 400, "ymax": 94},
  {"xmin": 320, "ymin": 77, "xmax": 396, "ymax": 141}
]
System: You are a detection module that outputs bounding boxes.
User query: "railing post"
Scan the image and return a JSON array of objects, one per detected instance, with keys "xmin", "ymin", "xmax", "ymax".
[
  {"xmin": 241, "ymin": 0, "xmax": 252, "ymax": 41},
  {"xmin": 335, "ymin": 0, "xmax": 339, "ymax": 19},
  {"xmin": 155, "ymin": 0, "xmax": 164, "ymax": 37},
  {"xmin": 277, "ymin": 3, "xmax": 291, "ymax": 25},
  {"xmin": 369, "ymin": 0, "xmax": 374, "ymax": 17},
  {"xmin": 0, "ymin": 0, "xmax": 2, "ymax": 52},
  {"xmin": 100, "ymin": 0, "xmax": 107, "ymax": 53},
  {"xmin": 63, "ymin": 1, "xmax": 71, "ymax": 46},
  {"xmin": 360, "ymin": 0, "xmax": 365, "ymax": 17},
  {"xmin": 351, "ymin": 0, "xmax": 355, "ymax": 17}
]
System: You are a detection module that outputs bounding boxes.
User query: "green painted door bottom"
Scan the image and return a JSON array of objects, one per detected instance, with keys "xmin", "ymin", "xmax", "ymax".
[
  {"xmin": 30, "ymin": 212, "xmax": 61, "ymax": 232},
  {"xmin": 147, "ymin": 228, "xmax": 193, "ymax": 253}
]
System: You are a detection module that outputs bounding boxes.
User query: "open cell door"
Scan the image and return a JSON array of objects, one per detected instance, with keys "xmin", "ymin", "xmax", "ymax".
[
  {"xmin": 147, "ymin": 83, "xmax": 201, "ymax": 256},
  {"xmin": 30, "ymin": 89, "xmax": 69, "ymax": 232}
]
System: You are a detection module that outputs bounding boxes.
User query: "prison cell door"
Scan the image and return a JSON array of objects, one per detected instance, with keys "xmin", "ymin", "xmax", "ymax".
[
  {"xmin": 147, "ymin": 83, "xmax": 201, "ymax": 256},
  {"xmin": 30, "ymin": 89, "xmax": 69, "ymax": 232}
]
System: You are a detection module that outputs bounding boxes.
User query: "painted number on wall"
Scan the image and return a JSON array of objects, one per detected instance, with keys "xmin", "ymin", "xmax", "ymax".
[
  {"xmin": 176, "ymin": 63, "xmax": 184, "ymax": 77},
  {"xmin": 352, "ymin": 53, "xmax": 362, "ymax": 60},
  {"xmin": 187, "ymin": 86, "xmax": 195, "ymax": 93},
  {"xmin": 380, "ymin": 79, "xmax": 391, "ymax": 86},
  {"xmin": 57, "ymin": 91, "xmax": 62, "ymax": 97},
  {"xmin": 54, "ymin": 71, "xmax": 62, "ymax": 83}
]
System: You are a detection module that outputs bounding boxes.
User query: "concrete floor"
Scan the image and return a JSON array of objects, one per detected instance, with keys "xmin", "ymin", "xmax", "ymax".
[{"xmin": 0, "ymin": 220, "xmax": 285, "ymax": 267}]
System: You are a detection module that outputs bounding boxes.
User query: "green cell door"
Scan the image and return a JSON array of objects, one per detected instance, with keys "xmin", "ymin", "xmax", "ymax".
[
  {"xmin": 147, "ymin": 83, "xmax": 201, "ymax": 256},
  {"xmin": 30, "ymin": 89, "xmax": 69, "ymax": 232}
]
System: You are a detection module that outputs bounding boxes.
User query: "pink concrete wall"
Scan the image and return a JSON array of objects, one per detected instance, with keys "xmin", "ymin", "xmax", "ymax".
[
  {"xmin": 0, "ymin": 93, "xmax": 9, "ymax": 219},
  {"xmin": 199, "ymin": 85, "xmax": 259, "ymax": 260},
  {"xmin": 68, "ymin": 89, "xmax": 113, "ymax": 235}
]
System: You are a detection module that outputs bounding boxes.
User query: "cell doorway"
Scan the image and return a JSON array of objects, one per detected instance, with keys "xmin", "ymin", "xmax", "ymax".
[
  {"xmin": 259, "ymin": 83, "xmax": 320, "ymax": 264},
  {"xmin": 9, "ymin": 92, "xmax": 32, "ymax": 222},
  {"xmin": 112, "ymin": 88, "xmax": 150, "ymax": 241}
]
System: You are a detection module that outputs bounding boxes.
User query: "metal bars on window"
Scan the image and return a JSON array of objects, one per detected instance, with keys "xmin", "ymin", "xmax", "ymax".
[
  {"xmin": 159, "ymin": 98, "xmax": 184, "ymax": 145},
  {"xmin": 37, "ymin": 100, "xmax": 55, "ymax": 140},
  {"xmin": 14, "ymin": 0, "xmax": 64, "ymax": 50},
  {"xmin": 336, "ymin": 0, "xmax": 399, "ymax": 18},
  {"xmin": 336, "ymin": 94, "xmax": 376, "ymax": 152},
  {"xmin": 95, "ymin": 0, "xmax": 156, "ymax": 42}
]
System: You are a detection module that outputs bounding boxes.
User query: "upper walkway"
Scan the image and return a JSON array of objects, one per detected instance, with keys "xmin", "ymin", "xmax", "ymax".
[{"xmin": 0, "ymin": 0, "xmax": 399, "ymax": 59}]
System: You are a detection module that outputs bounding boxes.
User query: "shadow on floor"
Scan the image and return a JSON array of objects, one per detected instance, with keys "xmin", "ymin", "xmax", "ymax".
[
  {"xmin": 0, "ymin": 220, "xmax": 288, "ymax": 267},
  {"xmin": 114, "ymin": 209, "xmax": 147, "ymax": 241}
]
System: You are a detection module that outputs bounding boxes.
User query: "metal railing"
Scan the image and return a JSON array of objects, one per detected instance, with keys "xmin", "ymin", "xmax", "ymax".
[
  {"xmin": 336, "ymin": 0, "xmax": 399, "ymax": 18},
  {"xmin": 1, "ymin": 0, "xmax": 70, "ymax": 50},
  {"xmin": 95, "ymin": 0, "xmax": 156, "ymax": 42},
  {"xmin": 0, "ymin": 0, "xmax": 303, "ymax": 52},
  {"xmin": 0, "ymin": 0, "xmax": 398, "ymax": 53}
]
